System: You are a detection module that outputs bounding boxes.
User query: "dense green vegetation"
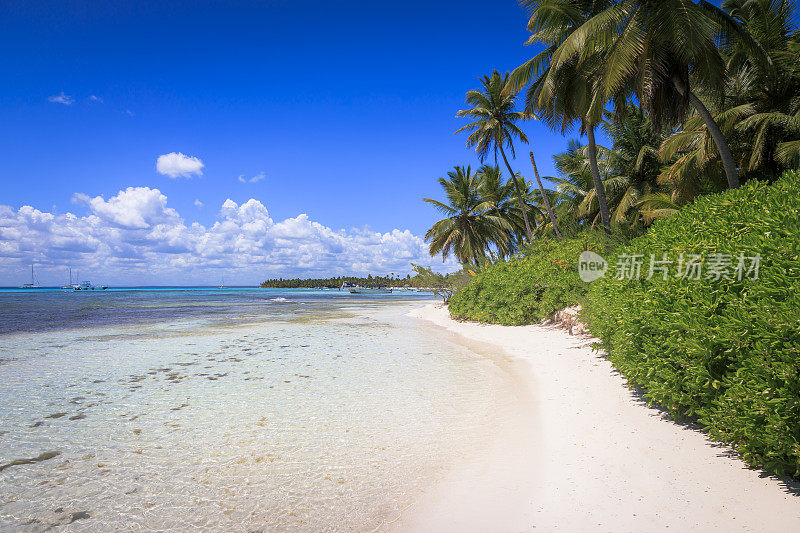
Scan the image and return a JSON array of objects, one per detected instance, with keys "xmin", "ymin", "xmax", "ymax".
[
  {"xmin": 260, "ymin": 274, "xmax": 409, "ymax": 289},
  {"xmin": 583, "ymin": 170, "xmax": 800, "ymax": 477},
  {"xmin": 424, "ymin": 1, "xmax": 800, "ymax": 478},
  {"xmin": 449, "ymin": 230, "xmax": 626, "ymax": 324},
  {"xmin": 449, "ymin": 170, "xmax": 800, "ymax": 477}
]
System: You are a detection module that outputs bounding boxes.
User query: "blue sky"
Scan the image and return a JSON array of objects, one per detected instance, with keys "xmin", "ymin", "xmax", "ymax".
[{"xmin": 0, "ymin": 0, "xmax": 595, "ymax": 285}]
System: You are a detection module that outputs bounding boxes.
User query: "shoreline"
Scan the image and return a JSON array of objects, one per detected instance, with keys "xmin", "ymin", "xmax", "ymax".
[{"xmin": 396, "ymin": 303, "xmax": 800, "ymax": 531}]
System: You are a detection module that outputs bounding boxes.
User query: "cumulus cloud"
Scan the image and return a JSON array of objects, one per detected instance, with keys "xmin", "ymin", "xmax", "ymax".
[
  {"xmin": 88, "ymin": 95, "xmax": 103, "ymax": 103},
  {"xmin": 238, "ymin": 171, "xmax": 266, "ymax": 184},
  {"xmin": 73, "ymin": 187, "xmax": 180, "ymax": 229},
  {"xmin": 48, "ymin": 92, "xmax": 74, "ymax": 105},
  {"xmin": 194, "ymin": 199, "xmax": 204, "ymax": 208},
  {"xmin": 0, "ymin": 188, "xmax": 457, "ymax": 284},
  {"xmin": 156, "ymin": 152, "xmax": 204, "ymax": 178}
]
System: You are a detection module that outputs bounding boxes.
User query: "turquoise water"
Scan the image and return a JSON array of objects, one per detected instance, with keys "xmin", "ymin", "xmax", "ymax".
[
  {"xmin": 0, "ymin": 289, "xmax": 517, "ymax": 531},
  {"xmin": 0, "ymin": 287, "xmax": 435, "ymax": 334}
]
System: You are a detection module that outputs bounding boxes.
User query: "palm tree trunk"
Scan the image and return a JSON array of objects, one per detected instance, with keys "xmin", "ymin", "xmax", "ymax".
[
  {"xmin": 586, "ymin": 126, "xmax": 612, "ymax": 234},
  {"xmin": 672, "ymin": 76, "xmax": 740, "ymax": 189},
  {"xmin": 529, "ymin": 151, "xmax": 562, "ymax": 239},
  {"xmin": 498, "ymin": 146, "xmax": 534, "ymax": 240}
]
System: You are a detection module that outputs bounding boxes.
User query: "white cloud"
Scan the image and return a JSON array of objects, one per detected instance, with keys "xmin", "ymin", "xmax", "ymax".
[
  {"xmin": 48, "ymin": 92, "xmax": 74, "ymax": 105},
  {"xmin": 194, "ymin": 199, "xmax": 204, "ymax": 208},
  {"xmin": 73, "ymin": 187, "xmax": 180, "ymax": 229},
  {"xmin": 238, "ymin": 171, "xmax": 266, "ymax": 184},
  {"xmin": 0, "ymin": 188, "xmax": 458, "ymax": 285},
  {"xmin": 156, "ymin": 152, "xmax": 204, "ymax": 178},
  {"xmin": 88, "ymin": 95, "xmax": 103, "ymax": 103}
]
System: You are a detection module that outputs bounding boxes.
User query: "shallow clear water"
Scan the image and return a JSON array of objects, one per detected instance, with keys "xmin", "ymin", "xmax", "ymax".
[{"xmin": 0, "ymin": 289, "xmax": 516, "ymax": 531}]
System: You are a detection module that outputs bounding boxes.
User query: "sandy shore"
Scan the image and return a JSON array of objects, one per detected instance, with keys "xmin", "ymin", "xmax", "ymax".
[{"xmin": 394, "ymin": 303, "xmax": 800, "ymax": 532}]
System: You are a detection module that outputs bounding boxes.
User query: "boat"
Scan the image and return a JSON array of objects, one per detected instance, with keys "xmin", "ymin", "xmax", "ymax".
[
  {"xmin": 61, "ymin": 268, "xmax": 78, "ymax": 290},
  {"xmin": 20, "ymin": 265, "xmax": 44, "ymax": 289},
  {"xmin": 73, "ymin": 281, "xmax": 108, "ymax": 291},
  {"xmin": 348, "ymin": 285, "xmax": 392, "ymax": 294}
]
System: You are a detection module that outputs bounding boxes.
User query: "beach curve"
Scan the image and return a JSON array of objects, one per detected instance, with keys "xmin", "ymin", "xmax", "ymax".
[{"xmin": 395, "ymin": 303, "xmax": 800, "ymax": 532}]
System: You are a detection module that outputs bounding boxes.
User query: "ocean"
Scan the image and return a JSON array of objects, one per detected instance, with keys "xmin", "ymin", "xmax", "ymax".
[{"xmin": 0, "ymin": 288, "xmax": 517, "ymax": 531}]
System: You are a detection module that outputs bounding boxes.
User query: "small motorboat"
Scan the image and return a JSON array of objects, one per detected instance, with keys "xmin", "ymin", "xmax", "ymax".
[{"xmin": 74, "ymin": 281, "xmax": 108, "ymax": 291}]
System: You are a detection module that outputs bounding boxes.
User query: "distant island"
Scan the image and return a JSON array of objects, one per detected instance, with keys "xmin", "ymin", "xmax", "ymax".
[{"xmin": 260, "ymin": 274, "xmax": 412, "ymax": 289}]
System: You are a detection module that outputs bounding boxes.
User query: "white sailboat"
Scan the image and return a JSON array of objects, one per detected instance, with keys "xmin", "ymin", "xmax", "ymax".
[
  {"xmin": 20, "ymin": 265, "xmax": 43, "ymax": 289},
  {"xmin": 61, "ymin": 268, "xmax": 78, "ymax": 290}
]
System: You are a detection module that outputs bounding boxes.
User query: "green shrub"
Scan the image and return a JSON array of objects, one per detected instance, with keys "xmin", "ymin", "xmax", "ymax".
[
  {"xmin": 448, "ymin": 231, "xmax": 624, "ymax": 325},
  {"xmin": 583, "ymin": 170, "xmax": 800, "ymax": 477}
]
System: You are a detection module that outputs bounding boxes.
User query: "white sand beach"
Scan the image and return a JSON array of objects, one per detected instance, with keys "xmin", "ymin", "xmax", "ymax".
[{"xmin": 396, "ymin": 303, "xmax": 800, "ymax": 532}]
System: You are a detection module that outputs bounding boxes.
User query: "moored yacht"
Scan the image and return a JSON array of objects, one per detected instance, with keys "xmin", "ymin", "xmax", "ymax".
[
  {"xmin": 61, "ymin": 268, "xmax": 78, "ymax": 290},
  {"xmin": 20, "ymin": 265, "xmax": 44, "ymax": 289}
]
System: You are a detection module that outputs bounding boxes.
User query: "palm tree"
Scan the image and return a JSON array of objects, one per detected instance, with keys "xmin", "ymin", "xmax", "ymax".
[
  {"xmin": 657, "ymin": 1, "xmax": 799, "ymax": 196},
  {"xmin": 528, "ymin": 151, "xmax": 562, "ymax": 237},
  {"xmin": 636, "ymin": 192, "xmax": 681, "ymax": 221},
  {"xmin": 512, "ymin": 0, "xmax": 614, "ymax": 233},
  {"xmin": 552, "ymin": 138, "xmax": 617, "ymax": 226},
  {"xmin": 476, "ymin": 165, "xmax": 513, "ymax": 216},
  {"xmin": 423, "ymin": 165, "xmax": 512, "ymax": 265},
  {"xmin": 602, "ymin": 106, "xmax": 668, "ymax": 222},
  {"xmin": 539, "ymin": 0, "xmax": 762, "ymax": 190},
  {"xmin": 476, "ymin": 165, "xmax": 519, "ymax": 257},
  {"xmin": 719, "ymin": 0, "xmax": 800, "ymax": 176},
  {"xmin": 455, "ymin": 71, "xmax": 535, "ymax": 240},
  {"xmin": 551, "ymin": 110, "xmax": 669, "ymax": 228},
  {"xmin": 512, "ymin": 173, "xmax": 548, "ymax": 240}
]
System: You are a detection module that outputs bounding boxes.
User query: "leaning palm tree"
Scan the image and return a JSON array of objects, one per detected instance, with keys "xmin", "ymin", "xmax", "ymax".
[
  {"xmin": 455, "ymin": 71, "xmax": 535, "ymax": 240},
  {"xmin": 658, "ymin": 1, "xmax": 800, "ymax": 196},
  {"xmin": 721, "ymin": 0, "xmax": 800, "ymax": 176},
  {"xmin": 512, "ymin": 0, "xmax": 615, "ymax": 233},
  {"xmin": 423, "ymin": 165, "xmax": 512, "ymax": 265},
  {"xmin": 553, "ymin": 126, "xmax": 666, "ymax": 228},
  {"xmin": 529, "ymin": 151, "xmax": 563, "ymax": 237},
  {"xmin": 552, "ymin": 138, "xmax": 617, "ymax": 226},
  {"xmin": 532, "ymin": 57, "xmax": 613, "ymax": 232},
  {"xmin": 510, "ymin": 173, "xmax": 547, "ymax": 242},
  {"xmin": 539, "ymin": 0, "xmax": 767, "ymax": 190}
]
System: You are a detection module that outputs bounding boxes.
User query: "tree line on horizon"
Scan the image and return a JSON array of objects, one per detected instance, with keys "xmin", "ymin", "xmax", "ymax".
[
  {"xmin": 260, "ymin": 274, "xmax": 411, "ymax": 289},
  {"xmin": 425, "ymin": 0, "xmax": 800, "ymax": 265}
]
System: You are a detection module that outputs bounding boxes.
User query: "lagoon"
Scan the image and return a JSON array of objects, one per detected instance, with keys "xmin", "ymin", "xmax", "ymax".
[{"xmin": 0, "ymin": 289, "xmax": 519, "ymax": 531}]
